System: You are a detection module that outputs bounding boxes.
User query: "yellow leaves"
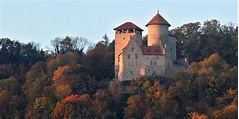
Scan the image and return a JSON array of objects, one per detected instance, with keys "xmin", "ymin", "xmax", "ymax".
[
  {"xmin": 55, "ymin": 84, "xmax": 71, "ymax": 100},
  {"xmin": 189, "ymin": 53, "xmax": 229, "ymax": 75},
  {"xmin": 53, "ymin": 65, "xmax": 69, "ymax": 81},
  {"xmin": 33, "ymin": 97, "xmax": 48, "ymax": 110}
]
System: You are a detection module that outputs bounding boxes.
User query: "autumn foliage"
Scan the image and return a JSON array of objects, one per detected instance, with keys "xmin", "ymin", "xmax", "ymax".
[{"xmin": 0, "ymin": 20, "xmax": 237, "ymax": 118}]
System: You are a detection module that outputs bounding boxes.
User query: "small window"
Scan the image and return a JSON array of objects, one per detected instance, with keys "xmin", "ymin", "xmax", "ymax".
[
  {"xmin": 150, "ymin": 61, "xmax": 153, "ymax": 65},
  {"xmin": 170, "ymin": 48, "xmax": 172, "ymax": 52},
  {"xmin": 116, "ymin": 30, "xmax": 121, "ymax": 34},
  {"xmin": 129, "ymin": 29, "xmax": 133, "ymax": 33},
  {"xmin": 157, "ymin": 57, "xmax": 159, "ymax": 59},
  {"xmin": 123, "ymin": 29, "xmax": 127, "ymax": 33},
  {"xmin": 128, "ymin": 54, "xmax": 130, "ymax": 59},
  {"xmin": 135, "ymin": 54, "xmax": 138, "ymax": 59},
  {"xmin": 136, "ymin": 61, "xmax": 137, "ymax": 66},
  {"xmin": 132, "ymin": 62, "xmax": 134, "ymax": 66},
  {"xmin": 123, "ymin": 37, "xmax": 125, "ymax": 40},
  {"xmin": 148, "ymin": 69, "xmax": 150, "ymax": 71},
  {"xmin": 131, "ymin": 47, "xmax": 134, "ymax": 51},
  {"xmin": 130, "ymin": 71, "xmax": 133, "ymax": 75},
  {"xmin": 118, "ymin": 56, "xmax": 120, "ymax": 62},
  {"xmin": 154, "ymin": 62, "xmax": 157, "ymax": 65}
]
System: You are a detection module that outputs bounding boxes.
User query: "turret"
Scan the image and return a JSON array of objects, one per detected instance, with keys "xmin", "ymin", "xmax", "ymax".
[{"xmin": 146, "ymin": 11, "xmax": 171, "ymax": 46}]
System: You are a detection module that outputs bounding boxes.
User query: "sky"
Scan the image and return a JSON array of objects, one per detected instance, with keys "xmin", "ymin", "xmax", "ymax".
[{"xmin": 0, "ymin": 0, "xmax": 238, "ymax": 50}]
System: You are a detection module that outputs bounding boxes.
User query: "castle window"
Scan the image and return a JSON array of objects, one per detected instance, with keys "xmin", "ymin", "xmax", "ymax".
[
  {"xmin": 118, "ymin": 56, "xmax": 120, "ymax": 62},
  {"xmin": 148, "ymin": 69, "xmax": 150, "ymax": 71},
  {"xmin": 116, "ymin": 30, "xmax": 121, "ymax": 34},
  {"xmin": 128, "ymin": 54, "xmax": 130, "ymax": 59},
  {"xmin": 130, "ymin": 71, "xmax": 133, "ymax": 75},
  {"xmin": 170, "ymin": 48, "xmax": 172, "ymax": 52},
  {"xmin": 136, "ymin": 61, "xmax": 138, "ymax": 66},
  {"xmin": 123, "ymin": 29, "xmax": 127, "ymax": 33},
  {"xmin": 129, "ymin": 29, "xmax": 133, "ymax": 33},
  {"xmin": 123, "ymin": 37, "xmax": 125, "ymax": 40},
  {"xmin": 131, "ymin": 47, "xmax": 134, "ymax": 51},
  {"xmin": 135, "ymin": 54, "xmax": 138, "ymax": 59},
  {"xmin": 154, "ymin": 62, "xmax": 157, "ymax": 65},
  {"xmin": 157, "ymin": 57, "xmax": 159, "ymax": 59},
  {"xmin": 150, "ymin": 61, "xmax": 153, "ymax": 65}
]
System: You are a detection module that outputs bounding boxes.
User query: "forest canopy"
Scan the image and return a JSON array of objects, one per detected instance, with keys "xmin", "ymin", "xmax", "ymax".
[{"xmin": 0, "ymin": 19, "xmax": 237, "ymax": 118}]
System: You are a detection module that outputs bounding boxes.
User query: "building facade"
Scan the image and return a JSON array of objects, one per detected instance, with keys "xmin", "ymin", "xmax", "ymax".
[{"xmin": 114, "ymin": 12, "xmax": 188, "ymax": 81}]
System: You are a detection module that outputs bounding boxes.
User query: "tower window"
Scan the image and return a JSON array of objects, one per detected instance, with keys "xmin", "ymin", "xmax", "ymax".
[
  {"xmin": 135, "ymin": 54, "xmax": 138, "ymax": 59},
  {"xmin": 128, "ymin": 54, "xmax": 130, "ymax": 59},
  {"xmin": 116, "ymin": 30, "xmax": 121, "ymax": 34},
  {"xmin": 150, "ymin": 61, "xmax": 153, "ymax": 65},
  {"xmin": 170, "ymin": 48, "xmax": 172, "ymax": 52},
  {"xmin": 118, "ymin": 56, "xmax": 120, "ymax": 62},
  {"xmin": 130, "ymin": 71, "xmax": 133, "ymax": 75},
  {"xmin": 131, "ymin": 47, "xmax": 134, "ymax": 51},
  {"xmin": 129, "ymin": 29, "xmax": 133, "ymax": 33},
  {"xmin": 123, "ymin": 29, "xmax": 127, "ymax": 33}
]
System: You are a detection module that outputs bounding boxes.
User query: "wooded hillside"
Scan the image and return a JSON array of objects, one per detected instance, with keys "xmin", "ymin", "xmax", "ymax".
[{"xmin": 0, "ymin": 19, "xmax": 237, "ymax": 118}]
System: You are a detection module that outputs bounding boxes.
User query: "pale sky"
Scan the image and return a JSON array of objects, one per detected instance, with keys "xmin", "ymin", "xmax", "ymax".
[{"xmin": 0, "ymin": 0, "xmax": 238, "ymax": 50}]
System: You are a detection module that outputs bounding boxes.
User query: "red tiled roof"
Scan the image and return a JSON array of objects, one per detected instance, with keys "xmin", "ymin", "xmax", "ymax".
[
  {"xmin": 114, "ymin": 22, "xmax": 144, "ymax": 31},
  {"xmin": 142, "ymin": 46, "xmax": 164, "ymax": 55},
  {"xmin": 146, "ymin": 13, "xmax": 171, "ymax": 26}
]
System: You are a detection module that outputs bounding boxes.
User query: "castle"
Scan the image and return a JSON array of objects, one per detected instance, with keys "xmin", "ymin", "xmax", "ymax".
[{"xmin": 114, "ymin": 11, "xmax": 188, "ymax": 81}]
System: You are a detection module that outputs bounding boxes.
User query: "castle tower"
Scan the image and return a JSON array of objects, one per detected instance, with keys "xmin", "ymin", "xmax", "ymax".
[
  {"xmin": 146, "ymin": 11, "xmax": 171, "ymax": 47},
  {"xmin": 114, "ymin": 22, "xmax": 143, "ymax": 78}
]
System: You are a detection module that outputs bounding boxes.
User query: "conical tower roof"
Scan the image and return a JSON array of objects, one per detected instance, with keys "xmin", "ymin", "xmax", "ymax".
[{"xmin": 146, "ymin": 13, "xmax": 171, "ymax": 26}]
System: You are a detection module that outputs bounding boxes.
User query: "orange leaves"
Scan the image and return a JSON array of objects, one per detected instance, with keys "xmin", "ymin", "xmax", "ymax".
[
  {"xmin": 63, "ymin": 94, "xmax": 91, "ymax": 103},
  {"xmin": 52, "ymin": 66, "xmax": 69, "ymax": 81}
]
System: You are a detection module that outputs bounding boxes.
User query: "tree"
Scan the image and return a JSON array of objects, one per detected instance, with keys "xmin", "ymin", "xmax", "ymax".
[
  {"xmin": 124, "ymin": 94, "xmax": 146, "ymax": 118},
  {"xmin": 171, "ymin": 20, "xmax": 237, "ymax": 66},
  {"xmin": 51, "ymin": 37, "xmax": 61, "ymax": 54}
]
